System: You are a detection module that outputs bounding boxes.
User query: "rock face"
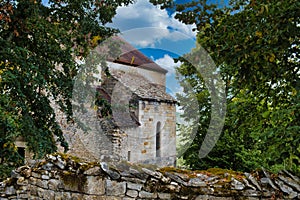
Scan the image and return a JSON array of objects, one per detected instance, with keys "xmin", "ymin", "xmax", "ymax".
[{"xmin": 1, "ymin": 153, "xmax": 300, "ymax": 199}]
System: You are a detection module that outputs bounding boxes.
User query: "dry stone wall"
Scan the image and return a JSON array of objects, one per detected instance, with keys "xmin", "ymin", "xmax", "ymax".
[{"xmin": 1, "ymin": 153, "xmax": 300, "ymax": 199}]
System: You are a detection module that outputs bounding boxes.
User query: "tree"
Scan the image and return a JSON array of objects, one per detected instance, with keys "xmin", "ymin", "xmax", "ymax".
[
  {"xmin": 0, "ymin": 0, "xmax": 132, "ymax": 179},
  {"xmin": 153, "ymin": 0, "xmax": 300, "ymax": 174}
]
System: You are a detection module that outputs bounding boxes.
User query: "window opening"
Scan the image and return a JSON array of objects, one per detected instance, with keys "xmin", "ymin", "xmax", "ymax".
[{"xmin": 156, "ymin": 121, "xmax": 161, "ymax": 157}]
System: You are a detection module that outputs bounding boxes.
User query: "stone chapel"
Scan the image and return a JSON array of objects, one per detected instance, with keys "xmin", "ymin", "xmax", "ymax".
[
  {"xmin": 18, "ymin": 37, "xmax": 177, "ymax": 167},
  {"xmin": 58, "ymin": 37, "xmax": 177, "ymax": 167}
]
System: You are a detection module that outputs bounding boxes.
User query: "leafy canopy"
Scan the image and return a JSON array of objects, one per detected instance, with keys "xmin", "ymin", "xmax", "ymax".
[
  {"xmin": 152, "ymin": 0, "xmax": 300, "ymax": 174},
  {"xmin": 0, "ymin": 0, "xmax": 132, "ymax": 178}
]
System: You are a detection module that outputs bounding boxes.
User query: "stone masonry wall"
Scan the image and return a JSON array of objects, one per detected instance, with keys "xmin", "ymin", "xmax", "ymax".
[
  {"xmin": 107, "ymin": 62, "xmax": 166, "ymax": 86},
  {"xmin": 1, "ymin": 153, "xmax": 300, "ymax": 199},
  {"xmin": 133, "ymin": 100, "xmax": 176, "ymax": 167}
]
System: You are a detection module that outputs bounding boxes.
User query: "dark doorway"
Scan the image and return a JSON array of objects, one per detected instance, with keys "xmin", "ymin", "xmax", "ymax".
[{"xmin": 17, "ymin": 147, "xmax": 25, "ymax": 163}]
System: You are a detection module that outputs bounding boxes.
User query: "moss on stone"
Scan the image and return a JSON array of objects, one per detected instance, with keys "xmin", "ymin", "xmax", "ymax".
[
  {"xmin": 159, "ymin": 166, "xmax": 198, "ymax": 178},
  {"xmin": 159, "ymin": 166, "xmax": 190, "ymax": 174},
  {"xmin": 52, "ymin": 152, "xmax": 82, "ymax": 163},
  {"xmin": 205, "ymin": 168, "xmax": 245, "ymax": 181},
  {"xmin": 79, "ymin": 162, "xmax": 99, "ymax": 172}
]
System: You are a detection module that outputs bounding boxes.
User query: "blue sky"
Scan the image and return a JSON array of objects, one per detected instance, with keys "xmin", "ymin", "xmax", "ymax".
[
  {"xmin": 41, "ymin": 0, "xmax": 226, "ymax": 97},
  {"xmin": 108, "ymin": 0, "xmax": 198, "ymax": 97},
  {"xmin": 109, "ymin": 0, "xmax": 229, "ymax": 97}
]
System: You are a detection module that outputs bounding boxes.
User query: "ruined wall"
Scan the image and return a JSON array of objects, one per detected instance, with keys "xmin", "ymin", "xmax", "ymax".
[
  {"xmin": 1, "ymin": 153, "xmax": 300, "ymax": 200},
  {"xmin": 55, "ymin": 101, "xmax": 125, "ymax": 163}
]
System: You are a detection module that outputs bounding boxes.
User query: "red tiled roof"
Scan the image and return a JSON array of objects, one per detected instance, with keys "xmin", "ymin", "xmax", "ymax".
[{"xmin": 108, "ymin": 37, "xmax": 168, "ymax": 74}]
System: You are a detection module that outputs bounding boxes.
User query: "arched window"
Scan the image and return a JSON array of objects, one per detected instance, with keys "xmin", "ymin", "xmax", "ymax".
[{"xmin": 156, "ymin": 121, "xmax": 161, "ymax": 157}]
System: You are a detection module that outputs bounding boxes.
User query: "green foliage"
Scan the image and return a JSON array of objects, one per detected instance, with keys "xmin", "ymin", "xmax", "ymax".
[
  {"xmin": 0, "ymin": 0, "xmax": 133, "ymax": 179},
  {"xmin": 156, "ymin": 0, "xmax": 300, "ymax": 174}
]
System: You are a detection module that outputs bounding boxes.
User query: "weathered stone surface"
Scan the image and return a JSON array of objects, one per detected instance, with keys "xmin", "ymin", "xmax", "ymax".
[
  {"xmin": 5, "ymin": 186, "xmax": 16, "ymax": 195},
  {"xmin": 123, "ymin": 197, "xmax": 135, "ymax": 200},
  {"xmin": 41, "ymin": 174, "xmax": 50, "ymax": 180},
  {"xmin": 231, "ymin": 178, "xmax": 245, "ymax": 190},
  {"xmin": 101, "ymin": 162, "xmax": 121, "ymax": 180},
  {"xmin": 121, "ymin": 176, "xmax": 146, "ymax": 184},
  {"xmin": 188, "ymin": 178, "xmax": 207, "ymax": 187},
  {"xmin": 283, "ymin": 169, "xmax": 300, "ymax": 183},
  {"xmin": 1, "ymin": 154, "xmax": 300, "ymax": 200},
  {"xmin": 10, "ymin": 170, "xmax": 21, "ymax": 179},
  {"xmin": 55, "ymin": 156, "xmax": 67, "ymax": 170},
  {"xmin": 42, "ymin": 162, "xmax": 54, "ymax": 171},
  {"xmin": 158, "ymin": 192, "xmax": 171, "ymax": 199},
  {"xmin": 275, "ymin": 179, "xmax": 297, "ymax": 198},
  {"xmin": 84, "ymin": 166, "xmax": 102, "ymax": 176},
  {"xmin": 129, "ymin": 168, "xmax": 148, "ymax": 180},
  {"xmin": 16, "ymin": 177, "xmax": 28, "ymax": 186},
  {"xmin": 126, "ymin": 189, "xmax": 138, "ymax": 198},
  {"xmin": 278, "ymin": 174, "xmax": 300, "ymax": 192},
  {"xmin": 106, "ymin": 180, "xmax": 126, "ymax": 196},
  {"xmin": 47, "ymin": 179, "xmax": 62, "ymax": 191},
  {"xmin": 127, "ymin": 182, "xmax": 143, "ymax": 191},
  {"xmin": 242, "ymin": 178, "xmax": 256, "ymax": 191},
  {"xmin": 261, "ymin": 169, "xmax": 278, "ymax": 190},
  {"xmin": 164, "ymin": 172, "xmax": 188, "ymax": 186},
  {"xmin": 242, "ymin": 189, "xmax": 261, "ymax": 197},
  {"xmin": 71, "ymin": 192, "xmax": 84, "ymax": 200},
  {"xmin": 244, "ymin": 173, "xmax": 261, "ymax": 191},
  {"xmin": 195, "ymin": 195, "xmax": 234, "ymax": 200},
  {"xmin": 31, "ymin": 172, "xmax": 41, "ymax": 179},
  {"xmin": 20, "ymin": 167, "xmax": 31, "ymax": 178},
  {"xmin": 139, "ymin": 191, "xmax": 157, "ymax": 199},
  {"xmin": 85, "ymin": 176, "xmax": 105, "ymax": 195},
  {"xmin": 36, "ymin": 178, "xmax": 49, "ymax": 189},
  {"xmin": 162, "ymin": 181, "xmax": 181, "ymax": 193}
]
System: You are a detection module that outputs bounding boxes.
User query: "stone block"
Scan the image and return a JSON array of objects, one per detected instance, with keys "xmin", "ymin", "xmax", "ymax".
[
  {"xmin": 43, "ymin": 190, "xmax": 55, "ymax": 200},
  {"xmin": 121, "ymin": 177, "xmax": 146, "ymax": 184},
  {"xmin": 126, "ymin": 190, "xmax": 138, "ymax": 198},
  {"xmin": 96, "ymin": 196, "xmax": 122, "ymax": 200},
  {"xmin": 195, "ymin": 195, "xmax": 234, "ymax": 200},
  {"xmin": 85, "ymin": 176, "xmax": 105, "ymax": 195},
  {"xmin": 31, "ymin": 172, "xmax": 41, "ymax": 179},
  {"xmin": 242, "ymin": 189, "xmax": 262, "ymax": 197},
  {"xmin": 48, "ymin": 179, "xmax": 63, "ymax": 191},
  {"xmin": 37, "ymin": 187, "xmax": 45, "ymax": 198},
  {"xmin": 158, "ymin": 193, "xmax": 171, "ymax": 199},
  {"xmin": 106, "ymin": 180, "xmax": 126, "ymax": 196},
  {"xmin": 126, "ymin": 182, "xmax": 143, "ymax": 191},
  {"xmin": 138, "ymin": 191, "xmax": 157, "ymax": 199},
  {"xmin": 83, "ymin": 166, "xmax": 102, "ymax": 176},
  {"xmin": 42, "ymin": 175, "xmax": 50, "ymax": 180},
  {"xmin": 71, "ymin": 193, "xmax": 84, "ymax": 200},
  {"xmin": 16, "ymin": 177, "xmax": 28, "ymax": 186},
  {"xmin": 5, "ymin": 186, "xmax": 16, "ymax": 195},
  {"xmin": 81, "ymin": 195, "xmax": 104, "ymax": 200}
]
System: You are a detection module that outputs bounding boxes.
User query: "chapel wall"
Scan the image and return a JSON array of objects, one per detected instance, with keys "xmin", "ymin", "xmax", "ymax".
[{"xmin": 123, "ymin": 100, "xmax": 176, "ymax": 167}]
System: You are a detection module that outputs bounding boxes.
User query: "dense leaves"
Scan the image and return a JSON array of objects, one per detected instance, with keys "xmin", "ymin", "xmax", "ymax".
[
  {"xmin": 155, "ymin": 0, "xmax": 300, "ymax": 174},
  {"xmin": 0, "ymin": 0, "xmax": 132, "ymax": 179}
]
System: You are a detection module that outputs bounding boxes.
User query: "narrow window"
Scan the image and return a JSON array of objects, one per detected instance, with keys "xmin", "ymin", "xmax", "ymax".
[
  {"xmin": 156, "ymin": 121, "xmax": 161, "ymax": 157},
  {"xmin": 128, "ymin": 151, "xmax": 131, "ymax": 161},
  {"xmin": 142, "ymin": 101, "xmax": 146, "ymax": 110}
]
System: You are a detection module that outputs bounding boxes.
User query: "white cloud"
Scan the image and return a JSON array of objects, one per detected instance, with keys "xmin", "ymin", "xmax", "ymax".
[
  {"xmin": 109, "ymin": 0, "xmax": 196, "ymax": 47},
  {"xmin": 154, "ymin": 54, "xmax": 181, "ymax": 76}
]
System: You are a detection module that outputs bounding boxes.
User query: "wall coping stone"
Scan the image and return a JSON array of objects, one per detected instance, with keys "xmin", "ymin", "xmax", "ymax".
[{"xmin": 1, "ymin": 153, "xmax": 300, "ymax": 199}]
